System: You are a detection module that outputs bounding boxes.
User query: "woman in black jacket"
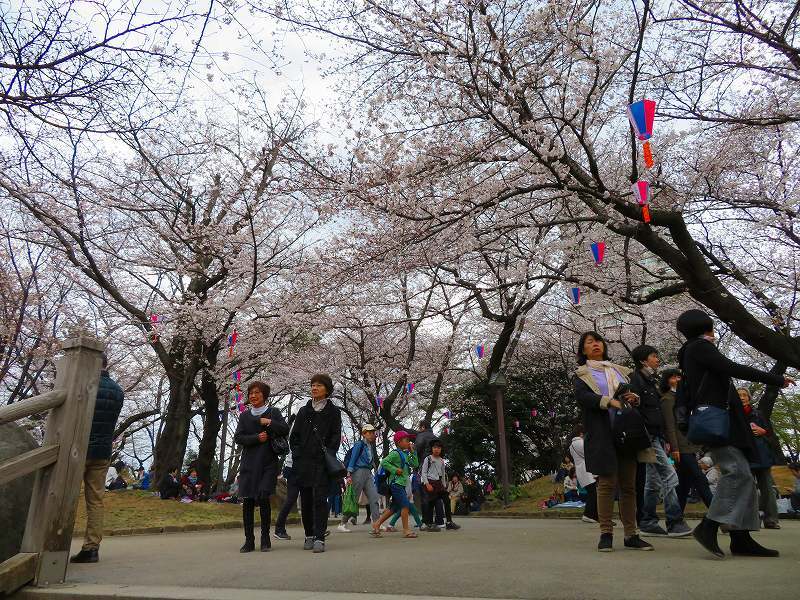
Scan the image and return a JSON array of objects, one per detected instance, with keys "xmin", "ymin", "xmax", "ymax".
[
  {"xmin": 289, "ymin": 373, "xmax": 342, "ymax": 553},
  {"xmin": 737, "ymin": 388, "xmax": 780, "ymax": 529},
  {"xmin": 234, "ymin": 380, "xmax": 289, "ymax": 553},
  {"xmin": 574, "ymin": 331, "xmax": 653, "ymax": 552},
  {"xmin": 677, "ymin": 309, "xmax": 793, "ymax": 558}
]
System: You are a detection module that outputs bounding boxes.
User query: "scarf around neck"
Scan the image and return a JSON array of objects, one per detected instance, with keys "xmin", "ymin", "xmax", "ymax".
[
  {"xmin": 586, "ymin": 359, "xmax": 626, "ymax": 396},
  {"xmin": 250, "ymin": 404, "xmax": 270, "ymax": 417},
  {"xmin": 311, "ymin": 398, "xmax": 328, "ymax": 412}
]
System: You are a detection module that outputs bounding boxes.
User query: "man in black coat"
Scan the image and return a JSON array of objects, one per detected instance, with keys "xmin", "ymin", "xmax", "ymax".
[
  {"xmin": 70, "ymin": 354, "xmax": 124, "ymax": 564},
  {"xmin": 630, "ymin": 345, "xmax": 692, "ymax": 538}
]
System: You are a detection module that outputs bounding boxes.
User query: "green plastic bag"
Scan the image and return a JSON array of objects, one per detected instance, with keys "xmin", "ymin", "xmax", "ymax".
[{"xmin": 342, "ymin": 483, "xmax": 358, "ymax": 517}]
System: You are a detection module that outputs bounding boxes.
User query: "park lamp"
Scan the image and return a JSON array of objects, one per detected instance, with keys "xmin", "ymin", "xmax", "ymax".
[{"xmin": 489, "ymin": 371, "xmax": 508, "ymax": 389}]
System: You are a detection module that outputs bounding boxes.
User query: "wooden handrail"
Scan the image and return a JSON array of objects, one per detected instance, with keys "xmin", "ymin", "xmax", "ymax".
[
  {"xmin": 0, "ymin": 390, "xmax": 67, "ymax": 426},
  {"xmin": 0, "ymin": 445, "xmax": 60, "ymax": 486}
]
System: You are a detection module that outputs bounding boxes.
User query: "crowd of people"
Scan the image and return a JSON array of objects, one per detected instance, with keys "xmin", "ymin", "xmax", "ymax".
[
  {"xmin": 573, "ymin": 308, "xmax": 796, "ymax": 556},
  {"xmin": 68, "ymin": 307, "xmax": 799, "ymax": 565}
]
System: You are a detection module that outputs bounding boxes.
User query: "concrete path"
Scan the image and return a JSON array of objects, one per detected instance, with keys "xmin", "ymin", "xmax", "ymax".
[{"xmin": 17, "ymin": 518, "xmax": 799, "ymax": 600}]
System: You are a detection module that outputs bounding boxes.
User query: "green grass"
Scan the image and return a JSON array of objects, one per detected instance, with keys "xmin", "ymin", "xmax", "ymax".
[{"xmin": 73, "ymin": 490, "xmax": 289, "ymax": 533}]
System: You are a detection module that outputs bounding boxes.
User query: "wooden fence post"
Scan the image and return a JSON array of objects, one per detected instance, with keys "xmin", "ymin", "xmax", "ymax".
[{"xmin": 20, "ymin": 336, "xmax": 105, "ymax": 586}]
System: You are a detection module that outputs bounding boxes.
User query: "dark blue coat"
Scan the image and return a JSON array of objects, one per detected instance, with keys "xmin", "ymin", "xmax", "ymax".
[{"xmin": 86, "ymin": 371, "xmax": 124, "ymax": 460}]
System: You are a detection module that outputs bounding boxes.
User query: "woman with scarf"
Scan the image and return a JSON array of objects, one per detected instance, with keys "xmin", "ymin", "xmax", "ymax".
[
  {"xmin": 677, "ymin": 309, "xmax": 793, "ymax": 558},
  {"xmin": 574, "ymin": 331, "xmax": 654, "ymax": 552},
  {"xmin": 289, "ymin": 373, "xmax": 342, "ymax": 553},
  {"xmin": 234, "ymin": 380, "xmax": 289, "ymax": 552}
]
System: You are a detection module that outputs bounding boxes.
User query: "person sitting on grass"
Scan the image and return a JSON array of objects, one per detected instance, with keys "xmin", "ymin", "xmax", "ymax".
[
  {"xmin": 159, "ymin": 467, "xmax": 181, "ymax": 500},
  {"xmin": 181, "ymin": 468, "xmax": 207, "ymax": 501},
  {"xmin": 564, "ymin": 467, "xmax": 580, "ymax": 502},
  {"xmin": 371, "ymin": 431, "xmax": 419, "ymax": 538}
]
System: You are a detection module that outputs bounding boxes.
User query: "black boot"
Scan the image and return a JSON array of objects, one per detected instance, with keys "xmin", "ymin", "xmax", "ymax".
[
  {"xmin": 730, "ymin": 530, "xmax": 779, "ymax": 557},
  {"xmin": 692, "ymin": 517, "xmax": 723, "ymax": 558},
  {"xmin": 240, "ymin": 500, "xmax": 255, "ymax": 553},
  {"xmin": 69, "ymin": 548, "xmax": 99, "ymax": 563},
  {"xmin": 259, "ymin": 500, "xmax": 271, "ymax": 552}
]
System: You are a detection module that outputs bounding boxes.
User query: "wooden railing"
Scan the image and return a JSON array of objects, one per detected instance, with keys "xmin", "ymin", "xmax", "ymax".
[{"xmin": 0, "ymin": 337, "xmax": 104, "ymax": 594}]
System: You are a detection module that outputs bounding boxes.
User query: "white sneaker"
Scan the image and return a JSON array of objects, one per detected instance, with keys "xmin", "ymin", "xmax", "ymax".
[
  {"xmin": 581, "ymin": 516, "xmax": 598, "ymax": 524},
  {"xmin": 337, "ymin": 523, "xmax": 351, "ymax": 533}
]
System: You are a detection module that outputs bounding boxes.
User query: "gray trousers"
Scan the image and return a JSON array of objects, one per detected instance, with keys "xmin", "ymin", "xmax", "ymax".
[
  {"xmin": 754, "ymin": 468, "xmax": 779, "ymax": 525},
  {"xmin": 342, "ymin": 467, "xmax": 380, "ymax": 524},
  {"xmin": 707, "ymin": 446, "xmax": 760, "ymax": 531}
]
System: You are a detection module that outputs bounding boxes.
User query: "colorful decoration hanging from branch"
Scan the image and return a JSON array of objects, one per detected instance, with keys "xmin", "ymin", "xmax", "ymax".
[
  {"xmin": 406, "ymin": 382, "xmax": 415, "ymax": 394},
  {"xmin": 444, "ymin": 409, "xmax": 452, "ymax": 419},
  {"xmin": 376, "ymin": 396, "xmax": 384, "ymax": 408},
  {"xmin": 476, "ymin": 344, "xmax": 485, "ymax": 359},
  {"xmin": 627, "ymin": 99, "xmax": 656, "ymax": 169},
  {"xmin": 570, "ymin": 287, "xmax": 581, "ymax": 305},
  {"xmin": 590, "ymin": 241, "xmax": 605, "ymax": 265},
  {"xmin": 149, "ymin": 314, "xmax": 162, "ymax": 342},
  {"xmin": 632, "ymin": 180, "xmax": 652, "ymax": 223},
  {"xmin": 227, "ymin": 328, "xmax": 238, "ymax": 357},
  {"xmin": 531, "ymin": 409, "xmax": 538, "ymax": 417},
  {"xmin": 514, "ymin": 420, "xmax": 520, "ymax": 430}
]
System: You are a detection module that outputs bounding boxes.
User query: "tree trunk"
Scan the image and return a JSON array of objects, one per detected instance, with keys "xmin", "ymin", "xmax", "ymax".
[
  {"xmin": 153, "ymin": 342, "xmax": 201, "ymax": 483},
  {"xmin": 196, "ymin": 367, "xmax": 222, "ymax": 488}
]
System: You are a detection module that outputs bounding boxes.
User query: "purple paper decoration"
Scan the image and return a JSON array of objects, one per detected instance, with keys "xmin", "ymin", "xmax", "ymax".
[
  {"xmin": 444, "ymin": 409, "xmax": 452, "ymax": 419},
  {"xmin": 627, "ymin": 99, "xmax": 656, "ymax": 141},
  {"xmin": 570, "ymin": 287, "xmax": 580, "ymax": 305},
  {"xmin": 476, "ymin": 344, "xmax": 484, "ymax": 359},
  {"xmin": 407, "ymin": 382, "xmax": 415, "ymax": 394},
  {"xmin": 376, "ymin": 396, "xmax": 384, "ymax": 408}
]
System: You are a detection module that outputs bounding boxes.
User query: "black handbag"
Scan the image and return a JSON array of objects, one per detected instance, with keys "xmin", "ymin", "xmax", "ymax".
[
  {"xmin": 313, "ymin": 425, "xmax": 347, "ymax": 479},
  {"xmin": 611, "ymin": 387, "xmax": 650, "ymax": 455},
  {"xmin": 271, "ymin": 435, "xmax": 290, "ymax": 456}
]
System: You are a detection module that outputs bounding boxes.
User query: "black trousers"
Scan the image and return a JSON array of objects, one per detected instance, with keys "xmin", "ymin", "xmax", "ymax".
[
  {"xmin": 583, "ymin": 481, "xmax": 598, "ymax": 521},
  {"xmin": 423, "ymin": 489, "xmax": 452, "ymax": 525},
  {"xmin": 677, "ymin": 453, "xmax": 713, "ymax": 510},
  {"xmin": 274, "ymin": 476, "xmax": 300, "ymax": 533},
  {"xmin": 299, "ymin": 483, "xmax": 329, "ymax": 541},
  {"xmin": 242, "ymin": 498, "xmax": 270, "ymax": 541}
]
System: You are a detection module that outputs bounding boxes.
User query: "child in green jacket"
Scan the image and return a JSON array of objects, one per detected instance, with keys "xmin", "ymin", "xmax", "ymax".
[{"xmin": 371, "ymin": 430, "xmax": 419, "ymax": 538}]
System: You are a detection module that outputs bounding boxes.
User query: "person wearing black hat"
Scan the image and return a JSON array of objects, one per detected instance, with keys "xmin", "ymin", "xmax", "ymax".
[{"xmin": 676, "ymin": 309, "xmax": 794, "ymax": 558}]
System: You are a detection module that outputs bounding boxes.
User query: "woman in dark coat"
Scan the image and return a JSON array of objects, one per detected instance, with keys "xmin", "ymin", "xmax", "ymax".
[
  {"xmin": 574, "ymin": 331, "xmax": 653, "ymax": 553},
  {"xmin": 289, "ymin": 373, "xmax": 341, "ymax": 553},
  {"xmin": 677, "ymin": 309, "xmax": 793, "ymax": 558},
  {"xmin": 234, "ymin": 380, "xmax": 289, "ymax": 553}
]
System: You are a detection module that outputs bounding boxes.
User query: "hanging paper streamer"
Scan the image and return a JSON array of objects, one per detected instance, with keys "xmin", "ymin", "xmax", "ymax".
[
  {"xmin": 444, "ymin": 409, "xmax": 452, "ymax": 419},
  {"xmin": 150, "ymin": 314, "xmax": 161, "ymax": 342},
  {"xmin": 406, "ymin": 382, "xmax": 415, "ymax": 394},
  {"xmin": 590, "ymin": 242, "xmax": 605, "ymax": 265},
  {"xmin": 631, "ymin": 181, "xmax": 650, "ymax": 205},
  {"xmin": 376, "ymin": 396, "xmax": 384, "ymax": 408},
  {"xmin": 570, "ymin": 287, "xmax": 580, "ymax": 305},
  {"xmin": 228, "ymin": 328, "xmax": 238, "ymax": 357},
  {"xmin": 641, "ymin": 204, "xmax": 651, "ymax": 224},
  {"xmin": 232, "ymin": 370, "xmax": 241, "ymax": 382},
  {"xmin": 476, "ymin": 344, "xmax": 485, "ymax": 359},
  {"xmin": 627, "ymin": 99, "xmax": 656, "ymax": 169},
  {"xmin": 531, "ymin": 409, "xmax": 538, "ymax": 417}
]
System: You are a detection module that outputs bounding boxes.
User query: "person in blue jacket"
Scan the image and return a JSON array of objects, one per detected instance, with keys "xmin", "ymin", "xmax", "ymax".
[
  {"xmin": 337, "ymin": 423, "xmax": 380, "ymax": 532},
  {"xmin": 70, "ymin": 354, "xmax": 124, "ymax": 564}
]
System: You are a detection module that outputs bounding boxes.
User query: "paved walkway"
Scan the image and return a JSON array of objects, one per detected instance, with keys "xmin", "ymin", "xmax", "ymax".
[{"xmin": 17, "ymin": 518, "xmax": 799, "ymax": 600}]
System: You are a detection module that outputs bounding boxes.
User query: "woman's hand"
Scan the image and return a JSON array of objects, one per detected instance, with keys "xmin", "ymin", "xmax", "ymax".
[
  {"xmin": 396, "ymin": 468, "xmax": 404, "ymax": 475},
  {"xmin": 425, "ymin": 483, "xmax": 433, "ymax": 492},
  {"xmin": 750, "ymin": 423, "xmax": 767, "ymax": 437},
  {"xmin": 258, "ymin": 432, "xmax": 268, "ymax": 443},
  {"xmin": 608, "ymin": 399, "xmax": 622, "ymax": 410},
  {"xmin": 259, "ymin": 417, "xmax": 272, "ymax": 427}
]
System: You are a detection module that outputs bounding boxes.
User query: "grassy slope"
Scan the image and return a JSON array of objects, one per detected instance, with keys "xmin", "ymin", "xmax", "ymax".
[
  {"xmin": 491, "ymin": 465, "xmax": 796, "ymax": 515},
  {"xmin": 73, "ymin": 490, "xmax": 287, "ymax": 533}
]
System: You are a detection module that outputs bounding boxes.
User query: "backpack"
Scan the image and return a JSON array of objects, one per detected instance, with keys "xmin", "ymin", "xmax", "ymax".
[
  {"xmin": 343, "ymin": 441, "xmax": 366, "ymax": 470},
  {"xmin": 375, "ymin": 449, "xmax": 406, "ymax": 496}
]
